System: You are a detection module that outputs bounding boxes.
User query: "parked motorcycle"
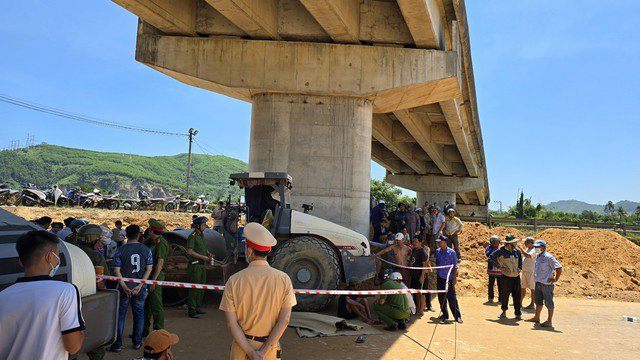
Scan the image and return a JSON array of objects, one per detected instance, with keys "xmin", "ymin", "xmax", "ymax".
[
  {"xmin": 82, "ymin": 189, "xmax": 120, "ymax": 210},
  {"xmin": 164, "ymin": 195, "xmax": 192, "ymax": 212},
  {"xmin": 191, "ymin": 195, "xmax": 210, "ymax": 213},
  {"xmin": 65, "ymin": 188, "xmax": 90, "ymax": 207},
  {"xmin": 123, "ymin": 190, "xmax": 165, "ymax": 211},
  {"xmin": 20, "ymin": 184, "xmax": 68, "ymax": 207},
  {"xmin": 43, "ymin": 185, "xmax": 69, "ymax": 207},
  {"xmin": 0, "ymin": 184, "xmax": 20, "ymax": 206}
]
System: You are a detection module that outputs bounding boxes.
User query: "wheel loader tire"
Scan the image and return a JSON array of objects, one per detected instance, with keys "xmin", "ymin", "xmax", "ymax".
[{"xmin": 270, "ymin": 236, "xmax": 341, "ymax": 312}]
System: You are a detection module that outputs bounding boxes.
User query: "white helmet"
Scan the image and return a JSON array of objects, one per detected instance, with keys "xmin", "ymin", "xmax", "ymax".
[{"xmin": 390, "ymin": 272, "xmax": 403, "ymax": 281}]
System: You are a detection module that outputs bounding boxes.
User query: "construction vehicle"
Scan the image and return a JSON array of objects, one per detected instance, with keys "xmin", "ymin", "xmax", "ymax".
[
  {"xmin": 161, "ymin": 172, "xmax": 375, "ymax": 312},
  {"xmin": 0, "ymin": 208, "xmax": 118, "ymax": 354}
]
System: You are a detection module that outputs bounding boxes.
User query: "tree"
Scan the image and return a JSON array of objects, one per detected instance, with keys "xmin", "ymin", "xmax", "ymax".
[
  {"xmin": 604, "ymin": 201, "xmax": 615, "ymax": 215},
  {"xmin": 370, "ymin": 179, "xmax": 414, "ymax": 207},
  {"xmin": 635, "ymin": 205, "xmax": 640, "ymax": 216},
  {"xmin": 616, "ymin": 206, "xmax": 627, "ymax": 221},
  {"xmin": 515, "ymin": 191, "xmax": 525, "ymax": 219}
]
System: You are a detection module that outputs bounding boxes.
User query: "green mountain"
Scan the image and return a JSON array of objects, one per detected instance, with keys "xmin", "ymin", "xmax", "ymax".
[
  {"xmin": 0, "ymin": 144, "xmax": 247, "ymax": 199},
  {"xmin": 546, "ymin": 199, "xmax": 640, "ymax": 215}
]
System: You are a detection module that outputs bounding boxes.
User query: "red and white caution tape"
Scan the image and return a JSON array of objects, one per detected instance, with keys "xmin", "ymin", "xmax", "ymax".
[{"xmin": 97, "ymin": 266, "xmax": 455, "ymax": 296}]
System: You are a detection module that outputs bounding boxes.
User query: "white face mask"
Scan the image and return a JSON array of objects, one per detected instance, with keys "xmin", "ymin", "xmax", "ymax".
[
  {"xmin": 49, "ymin": 251, "xmax": 60, "ymax": 277},
  {"xmin": 535, "ymin": 248, "xmax": 543, "ymax": 255}
]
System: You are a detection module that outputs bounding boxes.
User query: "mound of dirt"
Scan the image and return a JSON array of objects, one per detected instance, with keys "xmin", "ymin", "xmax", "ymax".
[
  {"xmin": 455, "ymin": 223, "xmax": 640, "ymax": 302},
  {"xmin": 2, "ymin": 206, "xmax": 201, "ymax": 230}
]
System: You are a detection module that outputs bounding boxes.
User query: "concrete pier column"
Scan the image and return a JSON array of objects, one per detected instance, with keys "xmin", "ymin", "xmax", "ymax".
[
  {"xmin": 249, "ymin": 93, "xmax": 373, "ymax": 236},
  {"xmin": 416, "ymin": 191, "xmax": 456, "ymax": 210}
]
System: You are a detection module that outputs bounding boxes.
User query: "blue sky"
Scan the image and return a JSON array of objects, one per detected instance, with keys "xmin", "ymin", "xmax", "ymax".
[{"xmin": 1, "ymin": 1, "xmax": 638, "ymax": 208}]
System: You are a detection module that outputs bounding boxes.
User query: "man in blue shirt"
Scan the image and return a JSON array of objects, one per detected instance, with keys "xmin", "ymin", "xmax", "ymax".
[
  {"xmin": 526, "ymin": 240, "xmax": 562, "ymax": 328},
  {"xmin": 434, "ymin": 235, "xmax": 462, "ymax": 323},
  {"xmin": 109, "ymin": 225, "xmax": 153, "ymax": 352},
  {"xmin": 488, "ymin": 234, "xmax": 523, "ymax": 320},
  {"xmin": 485, "ymin": 235, "xmax": 502, "ymax": 303}
]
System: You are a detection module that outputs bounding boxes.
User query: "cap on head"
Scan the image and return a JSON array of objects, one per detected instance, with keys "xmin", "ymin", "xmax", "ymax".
[
  {"xmin": 433, "ymin": 206, "xmax": 441, "ymax": 211},
  {"xmin": 378, "ymin": 199, "xmax": 385, "ymax": 204},
  {"xmin": 523, "ymin": 236, "xmax": 535, "ymax": 244},
  {"xmin": 244, "ymin": 222, "xmax": 277, "ymax": 252},
  {"xmin": 77, "ymin": 224, "xmax": 103, "ymax": 243},
  {"xmin": 489, "ymin": 235, "xmax": 501, "ymax": 243},
  {"xmin": 390, "ymin": 272, "xmax": 403, "ymax": 281},
  {"xmin": 144, "ymin": 329, "xmax": 179, "ymax": 354},
  {"xmin": 148, "ymin": 218, "xmax": 165, "ymax": 233},
  {"xmin": 70, "ymin": 219, "xmax": 89, "ymax": 230},
  {"xmin": 395, "ymin": 233, "xmax": 405, "ymax": 241},
  {"xmin": 534, "ymin": 239, "xmax": 547, "ymax": 247},
  {"xmin": 447, "ymin": 208, "xmax": 455, "ymax": 214},
  {"xmin": 436, "ymin": 235, "xmax": 449, "ymax": 243},
  {"xmin": 193, "ymin": 216, "xmax": 208, "ymax": 226}
]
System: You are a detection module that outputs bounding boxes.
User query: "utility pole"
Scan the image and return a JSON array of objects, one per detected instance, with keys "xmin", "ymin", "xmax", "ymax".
[
  {"xmin": 494, "ymin": 200, "xmax": 503, "ymax": 214},
  {"xmin": 186, "ymin": 128, "xmax": 198, "ymax": 198}
]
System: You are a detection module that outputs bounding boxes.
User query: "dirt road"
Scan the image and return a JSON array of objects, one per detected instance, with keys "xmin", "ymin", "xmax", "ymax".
[{"xmin": 103, "ymin": 295, "xmax": 640, "ymax": 360}]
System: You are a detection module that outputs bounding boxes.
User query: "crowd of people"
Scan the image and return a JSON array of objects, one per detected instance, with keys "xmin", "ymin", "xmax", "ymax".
[{"xmin": 0, "ymin": 203, "xmax": 563, "ymax": 359}]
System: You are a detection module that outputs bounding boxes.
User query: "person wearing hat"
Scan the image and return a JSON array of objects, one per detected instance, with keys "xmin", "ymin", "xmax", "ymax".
[
  {"xmin": 336, "ymin": 277, "xmax": 376, "ymax": 324},
  {"xmin": 186, "ymin": 216, "xmax": 213, "ymax": 319},
  {"xmin": 517, "ymin": 237, "xmax": 537, "ymax": 309},
  {"xmin": 73, "ymin": 224, "xmax": 111, "ymax": 360},
  {"xmin": 373, "ymin": 272, "xmax": 410, "ymax": 331},
  {"xmin": 375, "ymin": 233, "xmax": 412, "ymax": 286},
  {"xmin": 488, "ymin": 234, "xmax": 523, "ymax": 320},
  {"xmin": 526, "ymin": 240, "xmax": 562, "ymax": 328},
  {"xmin": 434, "ymin": 235, "xmax": 462, "ymax": 323},
  {"xmin": 134, "ymin": 329, "xmax": 179, "ymax": 360},
  {"xmin": 64, "ymin": 218, "xmax": 89, "ymax": 246},
  {"xmin": 144, "ymin": 219, "xmax": 170, "ymax": 335},
  {"xmin": 220, "ymin": 222, "xmax": 296, "ymax": 360},
  {"xmin": 429, "ymin": 206, "xmax": 446, "ymax": 255},
  {"xmin": 485, "ymin": 235, "xmax": 503, "ymax": 303},
  {"xmin": 444, "ymin": 208, "xmax": 464, "ymax": 261}
]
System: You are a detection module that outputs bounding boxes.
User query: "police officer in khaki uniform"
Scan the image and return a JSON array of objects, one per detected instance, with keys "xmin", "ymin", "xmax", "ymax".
[
  {"xmin": 186, "ymin": 216, "xmax": 213, "ymax": 318},
  {"xmin": 220, "ymin": 223, "xmax": 296, "ymax": 360},
  {"xmin": 144, "ymin": 219, "xmax": 170, "ymax": 335}
]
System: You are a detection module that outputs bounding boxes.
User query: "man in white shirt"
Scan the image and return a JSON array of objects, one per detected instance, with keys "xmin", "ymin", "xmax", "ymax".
[
  {"xmin": 429, "ymin": 206, "xmax": 446, "ymax": 255},
  {"xmin": 211, "ymin": 201, "xmax": 225, "ymax": 233},
  {"xmin": 0, "ymin": 230, "xmax": 86, "ymax": 359},
  {"xmin": 518, "ymin": 237, "xmax": 537, "ymax": 309}
]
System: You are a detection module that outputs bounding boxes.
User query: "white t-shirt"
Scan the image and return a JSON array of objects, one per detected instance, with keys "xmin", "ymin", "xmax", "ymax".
[
  {"xmin": 522, "ymin": 247, "xmax": 536, "ymax": 272},
  {"xmin": 431, "ymin": 214, "xmax": 446, "ymax": 235},
  {"xmin": 0, "ymin": 276, "xmax": 85, "ymax": 360}
]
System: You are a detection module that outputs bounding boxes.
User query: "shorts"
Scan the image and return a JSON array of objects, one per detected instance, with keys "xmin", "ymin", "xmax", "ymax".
[
  {"xmin": 520, "ymin": 271, "xmax": 535, "ymax": 290},
  {"xmin": 534, "ymin": 282, "xmax": 555, "ymax": 309},
  {"xmin": 410, "ymin": 275, "xmax": 424, "ymax": 290}
]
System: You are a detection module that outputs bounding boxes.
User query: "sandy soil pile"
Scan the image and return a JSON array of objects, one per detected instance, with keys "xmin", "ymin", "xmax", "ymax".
[
  {"xmin": 2, "ymin": 206, "xmax": 200, "ymax": 230},
  {"xmin": 456, "ymin": 224, "xmax": 640, "ymax": 302}
]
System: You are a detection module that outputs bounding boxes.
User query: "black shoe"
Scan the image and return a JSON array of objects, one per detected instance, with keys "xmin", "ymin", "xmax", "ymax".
[
  {"xmin": 188, "ymin": 312, "xmax": 201, "ymax": 319},
  {"xmin": 383, "ymin": 324, "xmax": 398, "ymax": 331},
  {"xmin": 133, "ymin": 344, "xmax": 142, "ymax": 350},
  {"xmin": 455, "ymin": 317, "xmax": 463, "ymax": 324},
  {"xmin": 196, "ymin": 309, "xmax": 206, "ymax": 315},
  {"xmin": 397, "ymin": 321, "xmax": 407, "ymax": 330},
  {"xmin": 108, "ymin": 346, "xmax": 122, "ymax": 353},
  {"xmin": 438, "ymin": 315, "xmax": 449, "ymax": 323}
]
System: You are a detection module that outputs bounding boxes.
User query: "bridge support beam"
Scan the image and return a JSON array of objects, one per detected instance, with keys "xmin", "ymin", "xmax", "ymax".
[{"xmin": 249, "ymin": 93, "xmax": 372, "ymax": 236}]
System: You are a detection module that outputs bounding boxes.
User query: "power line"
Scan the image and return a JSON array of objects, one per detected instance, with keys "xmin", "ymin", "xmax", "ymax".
[
  {"xmin": 193, "ymin": 138, "xmax": 224, "ymax": 156},
  {"xmin": 0, "ymin": 93, "xmax": 187, "ymax": 137}
]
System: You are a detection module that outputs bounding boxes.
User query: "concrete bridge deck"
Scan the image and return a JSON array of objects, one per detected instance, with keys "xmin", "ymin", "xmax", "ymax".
[{"xmin": 112, "ymin": 0, "xmax": 489, "ymax": 234}]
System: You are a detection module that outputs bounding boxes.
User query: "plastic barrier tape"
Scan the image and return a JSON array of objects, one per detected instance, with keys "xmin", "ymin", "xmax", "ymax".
[{"xmin": 97, "ymin": 264, "xmax": 454, "ymax": 296}]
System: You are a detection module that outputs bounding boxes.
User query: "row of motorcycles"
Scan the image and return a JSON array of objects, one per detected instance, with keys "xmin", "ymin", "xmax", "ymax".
[{"xmin": 0, "ymin": 184, "xmax": 210, "ymax": 213}]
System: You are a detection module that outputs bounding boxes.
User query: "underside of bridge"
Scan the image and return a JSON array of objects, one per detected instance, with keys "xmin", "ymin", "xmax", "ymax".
[{"xmin": 113, "ymin": 0, "xmax": 489, "ymax": 235}]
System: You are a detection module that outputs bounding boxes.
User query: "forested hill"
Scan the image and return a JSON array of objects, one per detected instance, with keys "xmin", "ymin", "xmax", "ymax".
[
  {"xmin": 0, "ymin": 144, "xmax": 247, "ymax": 199},
  {"xmin": 546, "ymin": 199, "xmax": 640, "ymax": 215}
]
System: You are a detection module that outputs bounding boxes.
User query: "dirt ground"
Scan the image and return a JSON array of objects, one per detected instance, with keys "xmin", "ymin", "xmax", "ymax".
[{"xmin": 98, "ymin": 295, "xmax": 639, "ymax": 360}]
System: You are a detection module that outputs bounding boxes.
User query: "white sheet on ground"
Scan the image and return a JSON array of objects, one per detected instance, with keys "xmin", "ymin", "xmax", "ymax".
[{"xmin": 289, "ymin": 312, "xmax": 383, "ymax": 338}]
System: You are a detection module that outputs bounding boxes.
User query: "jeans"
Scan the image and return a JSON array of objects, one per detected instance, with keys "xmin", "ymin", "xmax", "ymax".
[
  {"xmin": 114, "ymin": 285, "xmax": 148, "ymax": 349},
  {"xmin": 437, "ymin": 277, "xmax": 461, "ymax": 320},
  {"xmin": 499, "ymin": 275, "xmax": 521, "ymax": 316}
]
